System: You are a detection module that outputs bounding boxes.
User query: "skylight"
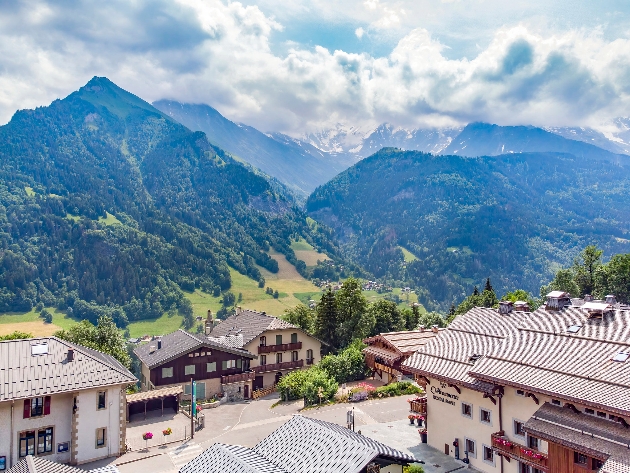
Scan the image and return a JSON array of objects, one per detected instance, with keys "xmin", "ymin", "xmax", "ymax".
[
  {"xmin": 567, "ymin": 325, "xmax": 582, "ymax": 334},
  {"xmin": 612, "ymin": 353, "xmax": 630, "ymax": 363},
  {"xmin": 31, "ymin": 343, "xmax": 48, "ymax": 356}
]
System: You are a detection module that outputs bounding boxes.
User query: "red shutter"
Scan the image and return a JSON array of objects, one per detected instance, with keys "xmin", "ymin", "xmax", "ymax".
[
  {"xmin": 23, "ymin": 399, "xmax": 31, "ymax": 419},
  {"xmin": 44, "ymin": 396, "xmax": 51, "ymax": 415}
]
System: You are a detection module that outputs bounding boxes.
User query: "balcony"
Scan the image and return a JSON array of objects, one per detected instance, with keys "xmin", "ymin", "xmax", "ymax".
[
  {"xmin": 306, "ymin": 358, "xmax": 314, "ymax": 365},
  {"xmin": 491, "ymin": 432, "xmax": 548, "ymax": 471},
  {"xmin": 409, "ymin": 397, "xmax": 427, "ymax": 415},
  {"xmin": 253, "ymin": 360, "xmax": 304, "ymax": 373},
  {"xmin": 258, "ymin": 342, "xmax": 302, "ymax": 354},
  {"xmin": 221, "ymin": 371, "xmax": 256, "ymax": 384}
]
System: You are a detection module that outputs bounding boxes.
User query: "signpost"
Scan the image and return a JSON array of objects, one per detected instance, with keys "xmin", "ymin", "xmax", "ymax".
[{"xmin": 191, "ymin": 379, "xmax": 196, "ymax": 439}]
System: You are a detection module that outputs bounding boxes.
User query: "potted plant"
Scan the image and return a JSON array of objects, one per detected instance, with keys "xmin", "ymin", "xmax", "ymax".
[
  {"xmin": 416, "ymin": 415, "xmax": 425, "ymax": 426},
  {"xmin": 408, "ymin": 415, "xmax": 415, "ymax": 424},
  {"xmin": 418, "ymin": 428, "xmax": 428, "ymax": 443},
  {"xmin": 142, "ymin": 432, "xmax": 153, "ymax": 450}
]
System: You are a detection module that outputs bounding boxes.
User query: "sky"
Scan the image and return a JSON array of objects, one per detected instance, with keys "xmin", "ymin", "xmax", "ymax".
[{"xmin": 1, "ymin": 0, "xmax": 630, "ymax": 135}]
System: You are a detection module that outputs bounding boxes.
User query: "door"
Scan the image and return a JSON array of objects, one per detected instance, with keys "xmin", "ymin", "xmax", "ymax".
[
  {"xmin": 275, "ymin": 372, "xmax": 283, "ymax": 384},
  {"xmin": 253, "ymin": 376, "xmax": 264, "ymax": 391},
  {"xmin": 445, "ymin": 443, "xmax": 450, "ymax": 455},
  {"xmin": 244, "ymin": 384, "xmax": 249, "ymax": 399}
]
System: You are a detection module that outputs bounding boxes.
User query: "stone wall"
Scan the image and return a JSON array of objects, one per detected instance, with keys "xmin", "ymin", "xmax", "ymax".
[{"xmin": 222, "ymin": 382, "xmax": 246, "ymax": 402}]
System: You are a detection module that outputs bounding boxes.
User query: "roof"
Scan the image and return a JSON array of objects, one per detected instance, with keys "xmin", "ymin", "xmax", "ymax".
[
  {"xmin": 126, "ymin": 385, "xmax": 183, "ymax": 403},
  {"xmin": 211, "ymin": 309, "xmax": 304, "ymax": 345},
  {"xmin": 362, "ymin": 345, "xmax": 401, "ymax": 363},
  {"xmin": 524, "ymin": 403, "xmax": 630, "ymax": 473},
  {"xmin": 181, "ymin": 443, "xmax": 287, "ymax": 473},
  {"xmin": 363, "ymin": 330, "xmax": 441, "ymax": 356},
  {"xmin": 208, "ymin": 334, "xmax": 245, "ymax": 349},
  {"xmin": 547, "ymin": 291, "xmax": 571, "ymax": 298},
  {"xmin": 0, "ymin": 337, "xmax": 136, "ymax": 402},
  {"xmin": 8, "ymin": 456, "xmax": 119, "ymax": 473},
  {"xmin": 253, "ymin": 415, "xmax": 414, "ymax": 473},
  {"xmin": 134, "ymin": 330, "xmax": 255, "ymax": 370}
]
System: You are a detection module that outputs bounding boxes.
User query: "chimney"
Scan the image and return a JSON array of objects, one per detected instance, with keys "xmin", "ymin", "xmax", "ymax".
[
  {"xmin": 157, "ymin": 338, "xmax": 162, "ymax": 350},
  {"xmin": 514, "ymin": 301, "xmax": 529, "ymax": 312},
  {"xmin": 606, "ymin": 295, "xmax": 617, "ymax": 305},
  {"xmin": 584, "ymin": 294, "xmax": 594, "ymax": 302},
  {"xmin": 67, "ymin": 348, "xmax": 74, "ymax": 362},
  {"xmin": 205, "ymin": 310, "xmax": 214, "ymax": 336},
  {"xmin": 431, "ymin": 325, "xmax": 439, "ymax": 333},
  {"xmin": 236, "ymin": 306, "xmax": 242, "ymax": 315},
  {"xmin": 149, "ymin": 345, "xmax": 156, "ymax": 354},
  {"xmin": 418, "ymin": 325, "xmax": 425, "ymax": 332},
  {"xmin": 499, "ymin": 301, "xmax": 513, "ymax": 315}
]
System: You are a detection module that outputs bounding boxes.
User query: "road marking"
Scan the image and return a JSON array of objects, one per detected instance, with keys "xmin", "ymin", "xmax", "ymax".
[
  {"xmin": 168, "ymin": 442, "xmax": 203, "ymax": 470},
  {"xmin": 223, "ymin": 426, "xmax": 231, "ymax": 430}
]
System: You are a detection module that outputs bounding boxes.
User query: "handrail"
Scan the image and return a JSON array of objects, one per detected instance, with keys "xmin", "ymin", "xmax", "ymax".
[{"xmin": 258, "ymin": 342, "xmax": 302, "ymax": 354}]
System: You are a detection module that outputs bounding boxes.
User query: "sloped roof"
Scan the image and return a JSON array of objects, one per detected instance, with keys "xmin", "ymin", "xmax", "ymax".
[
  {"xmin": 208, "ymin": 334, "xmax": 245, "ymax": 349},
  {"xmin": 134, "ymin": 330, "xmax": 255, "ymax": 369},
  {"xmin": 126, "ymin": 385, "xmax": 183, "ymax": 403},
  {"xmin": 253, "ymin": 415, "xmax": 414, "ymax": 473},
  {"xmin": 180, "ymin": 443, "xmax": 287, "ymax": 473},
  {"xmin": 0, "ymin": 337, "xmax": 136, "ymax": 402},
  {"xmin": 211, "ymin": 309, "xmax": 300, "ymax": 345},
  {"xmin": 8, "ymin": 456, "xmax": 119, "ymax": 473},
  {"xmin": 362, "ymin": 345, "xmax": 401, "ymax": 363},
  {"xmin": 364, "ymin": 330, "xmax": 442, "ymax": 356}
]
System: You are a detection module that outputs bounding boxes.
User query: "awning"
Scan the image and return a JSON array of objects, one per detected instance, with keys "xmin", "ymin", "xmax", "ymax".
[
  {"xmin": 362, "ymin": 346, "xmax": 401, "ymax": 364},
  {"xmin": 127, "ymin": 385, "xmax": 183, "ymax": 403}
]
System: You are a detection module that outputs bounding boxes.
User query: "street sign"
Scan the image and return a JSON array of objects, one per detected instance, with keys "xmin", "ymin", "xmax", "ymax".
[{"xmin": 192, "ymin": 380, "xmax": 197, "ymax": 418}]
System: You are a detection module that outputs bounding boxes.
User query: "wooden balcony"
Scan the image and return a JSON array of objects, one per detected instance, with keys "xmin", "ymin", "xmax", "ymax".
[
  {"xmin": 409, "ymin": 397, "xmax": 427, "ymax": 415},
  {"xmin": 491, "ymin": 432, "xmax": 548, "ymax": 471},
  {"xmin": 258, "ymin": 342, "xmax": 302, "ymax": 354},
  {"xmin": 253, "ymin": 359, "xmax": 304, "ymax": 373},
  {"xmin": 221, "ymin": 371, "xmax": 256, "ymax": 384}
]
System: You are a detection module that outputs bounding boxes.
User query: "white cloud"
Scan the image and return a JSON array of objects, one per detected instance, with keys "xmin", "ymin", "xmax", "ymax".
[
  {"xmin": 0, "ymin": 0, "xmax": 630, "ymax": 135},
  {"xmin": 355, "ymin": 27, "xmax": 365, "ymax": 39}
]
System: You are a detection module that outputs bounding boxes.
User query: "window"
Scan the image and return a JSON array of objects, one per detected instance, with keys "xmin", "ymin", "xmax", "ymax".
[
  {"xmin": 593, "ymin": 459, "xmax": 604, "ymax": 469},
  {"xmin": 276, "ymin": 353, "xmax": 283, "ymax": 364},
  {"xmin": 516, "ymin": 389, "xmax": 525, "ymax": 396},
  {"xmin": 188, "ymin": 353, "xmax": 194, "ymax": 358},
  {"xmin": 528, "ymin": 435, "xmax": 539, "ymax": 450},
  {"xmin": 196, "ymin": 382, "xmax": 206, "ymax": 400},
  {"xmin": 185, "ymin": 365, "xmax": 195, "ymax": 375},
  {"xmin": 207, "ymin": 362, "xmax": 217, "ymax": 373},
  {"xmin": 19, "ymin": 431, "xmax": 35, "ymax": 458},
  {"xmin": 292, "ymin": 351, "xmax": 298, "ymax": 362},
  {"xmin": 194, "ymin": 352, "xmax": 200, "ymax": 357},
  {"xmin": 483, "ymin": 445, "xmax": 494, "ymax": 465},
  {"xmin": 200, "ymin": 351, "xmax": 206, "ymax": 356},
  {"xmin": 613, "ymin": 352, "xmax": 630, "ymax": 362},
  {"xmin": 567, "ymin": 325, "xmax": 582, "ymax": 333},
  {"xmin": 480, "ymin": 408, "xmax": 492, "ymax": 425},
  {"xmin": 184, "ymin": 384, "xmax": 191, "ymax": 395},
  {"xmin": 514, "ymin": 420, "xmax": 525, "ymax": 437},
  {"xmin": 464, "ymin": 438, "xmax": 476, "ymax": 458},
  {"xmin": 223, "ymin": 360, "xmax": 236, "ymax": 369},
  {"xmin": 291, "ymin": 333, "xmax": 298, "ymax": 344},
  {"xmin": 162, "ymin": 367, "xmax": 173, "ymax": 378},
  {"xmin": 520, "ymin": 464, "xmax": 543, "ymax": 473},
  {"xmin": 96, "ymin": 428, "xmax": 106, "ymax": 448},
  {"xmin": 551, "ymin": 399, "xmax": 561, "ymax": 406},
  {"xmin": 597, "ymin": 411, "xmax": 607, "ymax": 418},
  {"xmin": 306, "ymin": 349, "xmax": 313, "ymax": 361},
  {"xmin": 260, "ymin": 336, "xmax": 266, "ymax": 347},
  {"xmin": 37, "ymin": 428, "xmax": 53, "ymax": 454},
  {"xmin": 585, "ymin": 408, "xmax": 595, "ymax": 415},
  {"xmin": 260, "ymin": 355, "xmax": 267, "ymax": 366},
  {"xmin": 97, "ymin": 391, "xmax": 106, "ymax": 410},
  {"xmin": 574, "ymin": 452, "xmax": 588, "ymax": 465},
  {"xmin": 31, "ymin": 397, "xmax": 44, "ymax": 417},
  {"xmin": 276, "ymin": 334, "xmax": 283, "ymax": 345},
  {"xmin": 461, "ymin": 402, "xmax": 472, "ymax": 418},
  {"xmin": 237, "ymin": 358, "xmax": 242, "ymax": 369}
]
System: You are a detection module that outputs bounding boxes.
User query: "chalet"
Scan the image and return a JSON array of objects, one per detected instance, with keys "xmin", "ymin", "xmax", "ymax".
[
  {"xmin": 180, "ymin": 415, "xmax": 415, "ymax": 473},
  {"xmin": 363, "ymin": 328, "xmax": 442, "ymax": 384},
  {"xmin": 210, "ymin": 308, "xmax": 323, "ymax": 390},
  {"xmin": 403, "ymin": 293, "xmax": 630, "ymax": 473},
  {"xmin": 0, "ymin": 337, "xmax": 136, "ymax": 469},
  {"xmin": 133, "ymin": 330, "xmax": 257, "ymax": 405},
  {"xmin": 7, "ymin": 455, "xmax": 119, "ymax": 473}
]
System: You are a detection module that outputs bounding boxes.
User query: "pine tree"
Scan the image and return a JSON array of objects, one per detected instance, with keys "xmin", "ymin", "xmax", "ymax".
[
  {"xmin": 473, "ymin": 286, "xmax": 479, "ymax": 296},
  {"xmin": 315, "ymin": 287, "xmax": 339, "ymax": 353},
  {"xmin": 449, "ymin": 304, "xmax": 455, "ymax": 316},
  {"xmin": 484, "ymin": 278, "xmax": 493, "ymax": 293}
]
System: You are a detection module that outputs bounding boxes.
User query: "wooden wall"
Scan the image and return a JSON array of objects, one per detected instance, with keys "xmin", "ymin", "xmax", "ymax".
[{"xmin": 548, "ymin": 441, "xmax": 599, "ymax": 473}]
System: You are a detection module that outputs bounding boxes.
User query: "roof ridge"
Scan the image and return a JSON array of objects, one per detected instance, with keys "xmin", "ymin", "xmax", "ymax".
[
  {"xmin": 518, "ymin": 326, "xmax": 630, "ymax": 347},
  {"xmin": 448, "ymin": 327, "xmax": 507, "ymax": 339},
  {"xmin": 60, "ymin": 338, "xmax": 135, "ymax": 381}
]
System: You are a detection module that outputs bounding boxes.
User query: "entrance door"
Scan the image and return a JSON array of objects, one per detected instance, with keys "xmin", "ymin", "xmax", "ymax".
[
  {"xmin": 253, "ymin": 376, "xmax": 264, "ymax": 391},
  {"xmin": 275, "ymin": 372, "xmax": 283, "ymax": 384},
  {"xmin": 445, "ymin": 443, "xmax": 450, "ymax": 455},
  {"xmin": 244, "ymin": 384, "xmax": 249, "ymax": 399}
]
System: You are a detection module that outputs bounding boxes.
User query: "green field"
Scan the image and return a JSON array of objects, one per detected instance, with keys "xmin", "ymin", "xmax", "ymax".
[
  {"xmin": 25, "ymin": 186, "xmax": 35, "ymax": 197},
  {"xmin": 99, "ymin": 212, "xmax": 121, "ymax": 226},
  {"xmin": 399, "ymin": 246, "xmax": 418, "ymax": 262}
]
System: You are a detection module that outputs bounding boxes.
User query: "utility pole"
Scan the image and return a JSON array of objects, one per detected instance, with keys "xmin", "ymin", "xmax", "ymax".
[{"xmin": 190, "ymin": 378, "xmax": 195, "ymax": 439}]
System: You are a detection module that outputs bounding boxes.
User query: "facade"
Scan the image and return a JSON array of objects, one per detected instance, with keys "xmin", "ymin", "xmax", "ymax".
[
  {"xmin": 7, "ymin": 455, "xmax": 119, "ymax": 473},
  {"xmin": 0, "ymin": 337, "xmax": 136, "ymax": 469},
  {"xmin": 133, "ymin": 330, "xmax": 257, "ymax": 402},
  {"xmin": 180, "ymin": 415, "xmax": 415, "ymax": 473},
  {"xmin": 363, "ymin": 328, "xmax": 442, "ymax": 384},
  {"xmin": 403, "ymin": 295, "xmax": 630, "ymax": 473},
  {"xmin": 210, "ymin": 308, "xmax": 323, "ymax": 390}
]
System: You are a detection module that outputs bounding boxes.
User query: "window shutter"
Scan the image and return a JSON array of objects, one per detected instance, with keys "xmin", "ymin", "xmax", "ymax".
[
  {"xmin": 23, "ymin": 399, "xmax": 31, "ymax": 419},
  {"xmin": 236, "ymin": 359, "xmax": 242, "ymax": 369},
  {"xmin": 222, "ymin": 360, "xmax": 227, "ymax": 370},
  {"xmin": 44, "ymin": 396, "xmax": 51, "ymax": 415}
]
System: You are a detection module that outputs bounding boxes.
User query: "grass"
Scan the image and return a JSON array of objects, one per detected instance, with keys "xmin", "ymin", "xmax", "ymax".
[
  {"xmin": 447, "ymin": 246, "xmax": 473, "ymax": 255},
  {"xmin": 399, "ymin": 246, "xmax": 418, "ymax": 263},
  {"xmin": 99, "ymin": 212, "xmax": 121, "ymax": 226},
  {"xmin": 291, "ymin": 239, "xmax": 331, "ymax": 266},
  {"xmin": 25, "ymin": 186, "xmax": 35, "ymax": 197},
  {"xmin": 126, "ymin": 312, "xmax": 185, "ymax": 338},
  {"xmin": 294, "ymin": 292, "xmax": 322, "ymax": 305},
  {"xmin": 66, "ymin": 213, "xmax": 81, "ymax": 222},
  {"xmin": 0, "ymin": 308, "xmax": 79, "ymax": 337}
]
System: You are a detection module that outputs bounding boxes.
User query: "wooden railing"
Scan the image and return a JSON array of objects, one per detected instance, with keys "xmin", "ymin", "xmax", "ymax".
[
  {"xmin": 253, "ymin": 359, "xmax": 304, "ymax": 373},
  {"xmin": 252, "ymin": 384, "xmax": 277, "ymax": 400},
  {"xmin": 258, "ymin": 342, "xmax": 302, "ymax": 354},
  {"xmin": 409, "ymin": 397, "xmax": 427, "ymax": 415},
  {"xmin": 221, "ymin": 371, "xmax": 256, "ymax": 384},
  {"xmin": 491, "ymin": 432, "xmax": 548, "ymax": 470}
]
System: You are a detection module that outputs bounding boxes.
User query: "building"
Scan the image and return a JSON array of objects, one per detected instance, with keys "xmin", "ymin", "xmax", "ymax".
[
  {"xmin": 210, "ymin": 308, "xmax": 323, "ymax": 390},
  {"xmin": 7, "ymin": 455, "xmax": 119, "ymax": 473},
  {"xmin": 180, "ymin": 415, "xmax": 415, "ymax": 473},
  {"xmin": 363, "ymin": 328, "xmax": 442, "ymax": 384},
  {"xmin": 133, "ymin": 330, "xmax": 257, "ymax": 403},
  {"xmin": 0, "ymin": 337, "xmax": 136, "ymax": 468},
  {"xmin": 402, "ymin": 295, "xmax": 630, "ymax": 473}
]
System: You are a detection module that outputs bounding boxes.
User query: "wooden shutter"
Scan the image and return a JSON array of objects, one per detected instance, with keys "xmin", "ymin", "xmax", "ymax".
[
  {"xmin": 23, "ymin": 399, "xmax": 31, "ymax": 419},
  {"xmin": 222, "ymin": 360, "xmax": 227, "ymax": 370},
  {"xmin": 44, "ymin": 396, "xmax": 51, "ymax": 415}
]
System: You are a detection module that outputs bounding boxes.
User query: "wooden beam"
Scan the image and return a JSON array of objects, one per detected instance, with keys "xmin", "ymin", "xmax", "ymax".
[
  {"xmin": 483, "ymin": 393, "xmax": 497, "ymax": 405},
  {"xmin": 492, "ymin": 385, "xmax": 504, "ymax": 396},
  {"xmin": 448, "ymin": 384, "xmax": 461, "ymax": 394},
  {"xmin": 526, "ymin": 392, "xmax": 539, "ymax": 405},
  {"xmin": 565, "ymin": 403, "xmax": 580, "ymax": 414}
]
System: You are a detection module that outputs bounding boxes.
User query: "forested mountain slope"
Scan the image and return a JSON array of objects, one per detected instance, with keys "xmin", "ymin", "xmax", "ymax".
[
  {"xmin": 307, "ymin": 148, "xmax": 630, "ymax": 310},
  {"xmin": 0, "ymin": 77, "xmax": 338, "ymax": 325},
  {"xmin": 153, "ymin": 100, "xmax": 355, "ymax": 197}
]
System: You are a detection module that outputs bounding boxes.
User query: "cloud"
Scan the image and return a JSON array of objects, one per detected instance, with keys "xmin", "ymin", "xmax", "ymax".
[{"xmin": 0, "ymin": 0, "xmax": 630, "ymax": 135}]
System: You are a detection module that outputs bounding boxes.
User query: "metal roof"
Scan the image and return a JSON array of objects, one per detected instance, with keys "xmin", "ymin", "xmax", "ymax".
[
  {"xmin": 126, "ymin": 385, "xmax": 183, "ymax": 403},
  {"xmin": 180, "ymin": 443, "xmax": 287, "ymax": 473},
  {"xmin": 0, "ymin": 337, "xmax": 136, "ymax": 402},
  {"xmin": 363, "ymin": 329, "xmax": 441, "ymax": 356},
  {"xmin": 8, "ymin": 456, "xmax": 119, "ymax": 473},
  {"xmin": 133, "ymin": 330, "xmax": 255, "ymax": 370},
  {"xmin": 210, "ymin": 309, "xmax": 301, "ymax": 345}
]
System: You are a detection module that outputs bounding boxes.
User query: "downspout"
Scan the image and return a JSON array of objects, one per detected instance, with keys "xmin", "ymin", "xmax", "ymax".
[
  {"xmin": 10, "ymin": 402, "xmax": 14, "ymax": 468},
  {"xmin": 498, "ymin": 392, "xmax": 504, "ymax": 473}
]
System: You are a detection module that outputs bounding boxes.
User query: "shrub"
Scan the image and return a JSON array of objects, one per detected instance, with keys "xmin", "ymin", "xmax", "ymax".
[
  {"xmin": 405, "ymin": 465, "xmax": 424, "ymax": 473},
  {"xmin": 318, "ymin": 341, "xmax": 369, "ymax": 384},
  {"xmin": 277, "ymin": 367, "xmax": 338, "ymax": 405},
  {"xmin": 371, "ymin": 382, "xmax": 422, "ymax": 398}
]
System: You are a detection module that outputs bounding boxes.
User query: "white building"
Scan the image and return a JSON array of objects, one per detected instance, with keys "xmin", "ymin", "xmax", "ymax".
[
  {"xmin": 0, "ymin": 337, "xmax": 136, "ymax": 469},
  {"xmin": 403, "ymin": 294, "xmax": 630, "ymax": 473}
]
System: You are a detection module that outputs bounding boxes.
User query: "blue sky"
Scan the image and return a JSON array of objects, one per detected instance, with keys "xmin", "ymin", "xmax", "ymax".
[{"xmin": 0, "ymin": 0, "xmax": 629, "ymax": 134}]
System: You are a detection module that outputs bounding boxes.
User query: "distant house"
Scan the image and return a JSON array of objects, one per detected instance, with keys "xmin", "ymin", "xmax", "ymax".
[
  {"xmin": 181, "ymin": 415, "xmax": 415, "ymax": 473},
  {"xmin": 210, "ymin": 308, "xmax": 323, "ymax": 390},
  {"xmin": 0, "ymin": 337, "xmax": 136, "ymax": 468},
  {"xmin": 133, "ymin": 330, "xmax": 257, "ymax": 403},
  {"xmin": 363, "ymin": 328, "xmax": 442, "ymax": 384}
]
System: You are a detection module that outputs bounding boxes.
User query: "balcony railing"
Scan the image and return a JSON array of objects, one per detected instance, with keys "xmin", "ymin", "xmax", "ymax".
[
  {"xmin": 491, "ymin": 432, "xmax": 548, "ymax": 471},
  {"xmin": 258, "ymin": 342, "xmax": 302, "ymax": 354},
  {"xmin": 409, "ymin": 397, "xmax": 427, "ymax": 415},
  {"xmin": 221, "ymin": 371, "xmax": 256, "ymax": 384},
  {"xmin": 306, "ymin": 358, "xmax": 314, "ymax": 365},
  {"xmin": 253, "ymin": 360, "xmax": 304, "ymax": 373}
]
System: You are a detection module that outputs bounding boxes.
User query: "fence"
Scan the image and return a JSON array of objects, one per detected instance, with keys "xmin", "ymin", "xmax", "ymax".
[
  {"xmin": 126, "ymin": 425, "xmax": 190, "ymax": 451},
  {"xmin": 252, "ymin": 384, "xmax": 277, "ymax": 400}
]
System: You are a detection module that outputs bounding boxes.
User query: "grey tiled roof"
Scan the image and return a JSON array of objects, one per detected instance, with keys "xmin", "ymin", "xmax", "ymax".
[
  {"xmin": 253, "ymin": 415, "xmax": 414, "ymax": 473},
  {"xmin": 8, "ymin": 456, "xmax": 119, "ymax": 473},
  {"xmin": 211, "ymin": 310, "xmax": 299, "ymax": 345},
  {"xmin": 134, "ymin": 330, "xmax": 255, "ymax": 369},
  {"xmin": 0, "ymin": 337, "xmax": 136, "ymax": 402},
  {"xmin": 208, "ymin": 334, "xmax": 245, "ymax": 349},
  {"xmin": 180, "ymin": 443, "xmax": 287, "ymax": 473}
]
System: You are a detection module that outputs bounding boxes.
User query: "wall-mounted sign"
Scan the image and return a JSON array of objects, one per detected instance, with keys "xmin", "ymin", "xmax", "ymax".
[
  {"xmin": 0, "ymin": 456, "xmax": 6, "ymax": 471},
  {"xmin": 57, "ymin": 442, "xmax": 69, "ymax": 453},
  {"xmin": 430, "ymin": 383, "xmax": 459, "ymax": 406}
]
